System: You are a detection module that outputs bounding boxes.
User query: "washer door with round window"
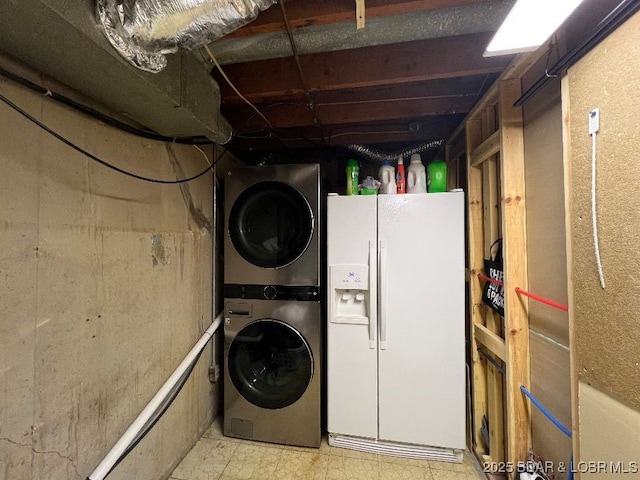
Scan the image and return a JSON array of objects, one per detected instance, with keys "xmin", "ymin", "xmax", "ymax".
[
  {"xmin": 224, "ymin": 164, "xmax": 321, "ymax": 287},
  {"xmin": 227, "ymin": 319, "xmax": 313, "ymax": 410}
]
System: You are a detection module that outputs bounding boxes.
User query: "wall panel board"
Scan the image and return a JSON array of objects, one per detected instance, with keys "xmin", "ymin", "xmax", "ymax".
[{"xmin": 567, "ymin": 10, "xmax": 640, "ymax": 410}]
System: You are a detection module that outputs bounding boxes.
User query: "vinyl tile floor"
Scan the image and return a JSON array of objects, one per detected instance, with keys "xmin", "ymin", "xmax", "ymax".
[{"xmin": 170, "ymin": 419, "xmax": 486, "ymax": 480}]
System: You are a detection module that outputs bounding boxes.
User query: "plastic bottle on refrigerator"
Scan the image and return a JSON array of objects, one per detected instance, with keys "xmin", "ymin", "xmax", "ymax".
[
  {"xmin": 396, "ymin": 156, "xmax": 406, "ymax": 194},
  {"xmin": 427, "ymin": 159, "xmax": 447, "ymax": 193},
  {"xmin": 346, "ymin": 159, "xmax": 360, "ymax": 195},
  {"xmin": 378, "ymin": 160, "xmax": 396, "ymax": 194},
  {"xmin": 407, "ymin": 153, "xmax": 427, "ymax": 194}
]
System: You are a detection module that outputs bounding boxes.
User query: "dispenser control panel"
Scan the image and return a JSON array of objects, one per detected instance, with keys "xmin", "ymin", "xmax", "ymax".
[
  {"xmin": 331, "ymin": 265, "xmax": 369, "ymax": 289},
  {"xmin": 330, "ymin": 265, "xmax": 370, "ymax": 325}
]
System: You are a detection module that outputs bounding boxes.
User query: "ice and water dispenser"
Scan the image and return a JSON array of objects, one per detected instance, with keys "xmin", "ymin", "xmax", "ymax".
[{"xmin": 329, "ymin": 264, "xmax": 376, "ymax": 348}]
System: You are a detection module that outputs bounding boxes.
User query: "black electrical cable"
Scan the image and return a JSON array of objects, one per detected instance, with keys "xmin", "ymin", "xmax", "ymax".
[
  {"xmin": 0, "ymin": 65, "xmax": 214, "ymax": 145},
  {"xmin": 0, "ymin": 92, "xmax": 227, "ymax": 184}
]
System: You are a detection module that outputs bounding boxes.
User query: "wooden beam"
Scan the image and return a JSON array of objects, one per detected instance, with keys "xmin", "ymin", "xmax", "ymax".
[
  {"xmin": 482, "ymin": 107, "xmax": 500, "ymax": 248},
  {"xmin": 355, "ymin": 0, "xmax": 366, "ymax": 29},
  {"xmin": 462, "ymin": 36, "xmax": 556, "ymax": 128},
  {"xmin": 314, "ymin": 74, "xmax": 499, "ymax": 107},
  {"xmin": 481, "ymin": 105, "xmax": 505, "ymax": 464},
  {"xmin": 213, "ymin": 33, "xmax": 512, "ymax": 101},
  {"xmin": 446, "ymin": 36, "xmax": 563, "ymax": 149},
  {"xmin": 447, "ymin": 138, "xmax": 466, "ymax": 165},
  {"xmin": 227, "ymin": 114, "xmax": 464, "ymax": 149},
  {"xmin": 561, "ymin": 72, "xmax": 580, "ymax": 465},
  {"xmin": 470, "ymin": 129, "xmax": 501, "ymax": 167},
  {"xmin": 474, "ymin": 324, "xmax": 506, "ymax": 362},
  {"xmin": 499, "ymin": 77, "xmax": 531, "ymax": 475},
  {"xmin": 445, "ymin": 134, "xmax": 466, "ymax": 191},
  {"xmin": 225, "ymin": 96, "xmax": 476, "ymax": 128},
  {"xmin": 224, "ymin": 0, "xmax": 483, "ymax": 38},
  {"xmin": 500, "ymin": 37, "xmax": 558, "ymax": 83},
  {"xmin": 466, "ymin": 117, "xmax": 488, "ymax": 454}
]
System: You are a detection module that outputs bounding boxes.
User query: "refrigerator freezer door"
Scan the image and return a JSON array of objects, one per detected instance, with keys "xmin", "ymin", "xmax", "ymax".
[
  {"xmin": 377, "ymin": 192, "xmax": 466, "ymax": 450},
  {"xmin": 327, "ymin": 195, "xmax": 378, "ymax": 439}
]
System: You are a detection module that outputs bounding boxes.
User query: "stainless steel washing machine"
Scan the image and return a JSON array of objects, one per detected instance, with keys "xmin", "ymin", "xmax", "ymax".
[
  {"xmin": 224, "ymin": 164, "xmax": 321, "ymax": 288},
  {"xmin": 223, "ymin": 296, "xmax": 321, "ymax": 447}
]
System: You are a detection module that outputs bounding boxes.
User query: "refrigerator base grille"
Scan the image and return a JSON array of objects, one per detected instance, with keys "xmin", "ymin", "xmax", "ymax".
[{"xmin": 328, "ymin": 434, "xmax": 464, "ymax": 463}]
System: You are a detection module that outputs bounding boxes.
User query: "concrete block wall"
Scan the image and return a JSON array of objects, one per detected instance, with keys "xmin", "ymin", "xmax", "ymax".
[{"xmin": 0, "ymin": 55, "xmax": 218, "ymax": 480}]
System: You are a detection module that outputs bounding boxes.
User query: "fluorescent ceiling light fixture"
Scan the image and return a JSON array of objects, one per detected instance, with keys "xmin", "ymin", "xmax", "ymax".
[{"xmin": 484, "ymin": 0, "xmax": 586, "ymax": 57}]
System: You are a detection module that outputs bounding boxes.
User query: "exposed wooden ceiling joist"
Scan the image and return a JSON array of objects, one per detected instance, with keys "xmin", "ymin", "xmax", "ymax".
[
  {"xmin": 209, "ymin": 0, "xmax": 515, "ymax": 158},
  {"xmin": 223, "ymin": 0, "xmax": 491, "ymax": 39},
  {"xmin": 213, "ymin": 33, "xmax": 510, "ymax": 102}
]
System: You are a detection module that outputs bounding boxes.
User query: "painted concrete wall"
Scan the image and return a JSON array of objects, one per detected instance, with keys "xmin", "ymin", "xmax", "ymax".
[
  {"xmin": 523, "ymin": 78, "xmax": 572, "ymax": 478},
  {"xmin": 565, "ymin": 9, "xmax": 640, "ymax": 475},
  {"xmin": 0, "ymin": 55, "xmax": 219, "ymax": 479}
]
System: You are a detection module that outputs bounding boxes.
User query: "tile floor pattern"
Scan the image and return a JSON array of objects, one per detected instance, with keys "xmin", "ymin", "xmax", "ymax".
[{"xmin": 170, "ymin": 420, "xmax": 486, "ymax": 480}]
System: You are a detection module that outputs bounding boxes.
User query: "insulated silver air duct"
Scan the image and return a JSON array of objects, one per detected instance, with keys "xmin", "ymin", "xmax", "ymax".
[
  {"xmin": 345, "ymin": 139, "xmax": 445, "ymax": 162},
  {"xmin": 97, "ymin": 0, "xmax": 276, "ymax": 73}
]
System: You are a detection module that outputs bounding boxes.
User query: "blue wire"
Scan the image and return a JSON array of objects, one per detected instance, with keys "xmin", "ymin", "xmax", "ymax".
[
  {"xmin": 520, "ymin": 386, "xmax": 573, "ymax": 479},
  {"xmin": 520, "ymin": 385, "xmax": 572, "ymax": 438},
  {"xmin": 471, "ymin": 358, "xmax": 574, "ymax": 475}
]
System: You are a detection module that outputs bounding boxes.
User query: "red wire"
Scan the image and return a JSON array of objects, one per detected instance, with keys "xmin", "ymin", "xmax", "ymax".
[
  {"xmin": 477, "ymin": 273, "xmax": 568, "ymax": 312},
  {"xmin": 477, "ymin": 273, "xmax": 503, "ymax": 287},
  {"xmin": 515, "ymin": 287, "xmax": 569, "ymax": 312}
]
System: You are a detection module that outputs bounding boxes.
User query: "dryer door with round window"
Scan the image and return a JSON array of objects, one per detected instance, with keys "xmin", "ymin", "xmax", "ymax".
[
  {"xmin": 228, "ymin": 181, "xmax": 313, "ymax": 269},
  {"xmin": 224, "ymin": 164, "xmax": 321, "ymax": 287}
]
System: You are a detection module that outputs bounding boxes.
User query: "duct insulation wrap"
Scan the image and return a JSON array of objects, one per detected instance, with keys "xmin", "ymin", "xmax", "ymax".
[{"xmin": 97, "ymin": 0, "xmax": 276, "ymax": 73}]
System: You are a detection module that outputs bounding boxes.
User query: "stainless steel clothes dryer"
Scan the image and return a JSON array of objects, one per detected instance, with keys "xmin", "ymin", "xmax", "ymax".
[
  {"xmin": 224, "ymin": 164, "xmax": 321, "ymax": 288},
  {"xmin": 223, "ymin": 296, "xmax": 321, "ymax": 447}
]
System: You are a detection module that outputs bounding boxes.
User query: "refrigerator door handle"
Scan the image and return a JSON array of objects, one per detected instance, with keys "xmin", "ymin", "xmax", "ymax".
[
  {"xmin": 368, "ymin": 240, "xmax": 376, "ymax": 348},
  {"xmin": 379, "ymin": 239, "xmax": 387, "ymax": 350}
]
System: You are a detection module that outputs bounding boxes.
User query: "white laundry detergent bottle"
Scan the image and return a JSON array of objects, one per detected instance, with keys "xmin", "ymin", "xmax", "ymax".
[
  {"xmin": 407, "ymin": 153, "xmax": 427, "ymax": 194},
  {"xmin": 378, "ymin": 160, "xmax": 396, "ymax": 194}
]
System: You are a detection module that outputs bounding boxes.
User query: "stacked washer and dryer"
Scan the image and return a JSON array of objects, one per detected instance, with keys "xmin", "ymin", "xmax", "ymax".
[{"xmin": 223, "ymin": 164, "xmax": 322, "ymax": 448}]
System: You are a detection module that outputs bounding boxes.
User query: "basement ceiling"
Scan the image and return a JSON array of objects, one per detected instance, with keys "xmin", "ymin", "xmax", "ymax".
[
  {"xmin": 203, "ymin": 0, "xmax": 517, "ymax": 159},
  {"xmin": 0, "ymin": 0, "xmax": 518, "ymax": 163},
  {"xmin": 0, "ymin": 0, "xmax": 628, "ymax": 165}
]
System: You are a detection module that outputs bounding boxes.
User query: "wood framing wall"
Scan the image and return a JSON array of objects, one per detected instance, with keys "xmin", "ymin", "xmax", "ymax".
[
  {"xmin": 449, "ymin": 47, "xmax": 573, "ymax": 478},
  {"xmin": 456, "ymin": 74, "xmax": 533, "ymax": 473},
  {"xmin": 449, "ymin": 8, "xmax": 640, "ymax": 479}
]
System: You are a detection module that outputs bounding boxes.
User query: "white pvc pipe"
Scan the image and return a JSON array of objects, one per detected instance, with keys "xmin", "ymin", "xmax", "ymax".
[{"xmin": 88, "ymin": 312, "xmax": 223, "ymax": 480}]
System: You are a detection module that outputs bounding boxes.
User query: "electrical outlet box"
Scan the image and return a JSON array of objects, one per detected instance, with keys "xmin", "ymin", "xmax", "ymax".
[{"xmin": 589, "ymin": 108, "xmax": 600, "ymax": 134}]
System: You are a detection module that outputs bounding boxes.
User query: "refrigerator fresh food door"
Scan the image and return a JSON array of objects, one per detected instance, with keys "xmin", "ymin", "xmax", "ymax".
[
  {"xmin": 327, "ymin": 195, "xmax": 378, "ymax": 439},
  {"xmin": 377, "ymin": 192, "xmax": 466, "ymax": 449}
]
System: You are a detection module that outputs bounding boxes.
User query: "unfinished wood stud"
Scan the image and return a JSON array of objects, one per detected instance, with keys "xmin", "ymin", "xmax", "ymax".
[{"xmin": 355, "ymin": 0, "xmax": 365, "ymax": 29}]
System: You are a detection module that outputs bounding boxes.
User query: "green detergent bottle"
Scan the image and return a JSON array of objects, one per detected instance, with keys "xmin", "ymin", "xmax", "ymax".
[
  {"xmin": 346, "ymin": 159, "xmax": 359, "ymax": 195},
  {"xmin": 427, "ymin": 159, "xmax": 447, "ymax": 193}
]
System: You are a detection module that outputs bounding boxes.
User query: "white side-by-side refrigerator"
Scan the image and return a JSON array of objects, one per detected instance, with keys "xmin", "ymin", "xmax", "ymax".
[{"xmin": 326, "ymin": 192, "xmax": 465, "ymax": 461}]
